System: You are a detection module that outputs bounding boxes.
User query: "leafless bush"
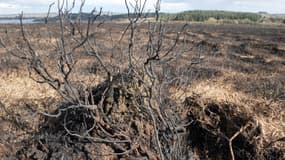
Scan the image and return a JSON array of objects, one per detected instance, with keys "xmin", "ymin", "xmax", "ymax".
[{"xmin": 0, "ymin": 0, "xmax": 195, "ymax": 159}]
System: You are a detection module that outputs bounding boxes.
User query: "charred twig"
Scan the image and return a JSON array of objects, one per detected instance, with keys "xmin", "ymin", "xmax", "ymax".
[{"xmin": 229, "ymin": 122, "xmax": 251, "ymax": 160}]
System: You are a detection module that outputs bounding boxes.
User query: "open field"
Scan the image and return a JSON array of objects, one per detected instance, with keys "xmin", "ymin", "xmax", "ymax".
[{"xmin": 0, "ymin": 22, "xmax": 284, "ymax": 159}]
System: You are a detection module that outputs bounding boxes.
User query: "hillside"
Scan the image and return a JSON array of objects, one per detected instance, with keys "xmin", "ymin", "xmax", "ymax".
[
  {"xmin": 161, "ymin": 10, "xmax": 285, "ymax": 24},
  {"xmin": 1, "ymin": 10, "xmax": 285, "ymax": 24}
]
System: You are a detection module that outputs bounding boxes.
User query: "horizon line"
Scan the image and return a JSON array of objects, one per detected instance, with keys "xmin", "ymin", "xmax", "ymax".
[{"xmin": 0, "ymin": 9, "xmax": 284, "ymax": 17}]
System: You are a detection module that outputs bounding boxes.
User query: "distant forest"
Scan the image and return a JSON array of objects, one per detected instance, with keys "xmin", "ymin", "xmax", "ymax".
[
  {"xmin": 162, "ymin": 10, "xmax": 260, "ymax": 21},
  {"xmin": 160, "ymin": 10, "xmax": 285, "ymax": 24}
]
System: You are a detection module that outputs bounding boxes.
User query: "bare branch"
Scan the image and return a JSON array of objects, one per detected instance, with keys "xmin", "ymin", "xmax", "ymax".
[{"xmin": 45, "ymin": 2, "xmax": 55, "ymax": 24}]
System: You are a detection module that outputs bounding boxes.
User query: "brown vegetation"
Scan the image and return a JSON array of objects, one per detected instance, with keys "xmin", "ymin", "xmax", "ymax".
[{"xmin": 0, "ymin": 2, "xmax": 284, "ymax": 159}]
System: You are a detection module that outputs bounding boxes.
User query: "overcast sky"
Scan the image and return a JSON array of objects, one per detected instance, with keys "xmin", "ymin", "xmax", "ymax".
[{"xmin": 0, "ymin": 0, "xmax": 285, "ymax": 15}]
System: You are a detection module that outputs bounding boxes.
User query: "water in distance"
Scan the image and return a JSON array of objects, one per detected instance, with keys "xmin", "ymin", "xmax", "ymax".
[{"xmin": 0, "ymin": 18, "xmax": 37, "ymax": 24}]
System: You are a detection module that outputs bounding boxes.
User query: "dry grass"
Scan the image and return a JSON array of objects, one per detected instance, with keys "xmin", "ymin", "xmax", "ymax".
[
  {"xmin": 171, "ymin": 80, "xmax": 285, "ymax": 150},
  {"xmin": 0, "ymin": 22, "xmax": 284, "ymax": 159},
  {"xmin": 0, "ymin": 75, "xmax": 56, "ymax": 104}
]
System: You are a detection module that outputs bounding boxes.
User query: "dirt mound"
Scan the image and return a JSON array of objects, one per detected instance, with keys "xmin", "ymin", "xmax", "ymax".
[
  {"xmin": 183, "ymin": 96, "xmax": 285, "ymax": 160},
  {"xmin": 6, "ymin": 73, "xmax": 165, "ymax": 159},
  {"xmin": 1, "ymin": 88, "xmax": 284, "ymax": 159},
  {"xmin": 15, "ymin": 106, "xmax": 115, "ymax": 160}
]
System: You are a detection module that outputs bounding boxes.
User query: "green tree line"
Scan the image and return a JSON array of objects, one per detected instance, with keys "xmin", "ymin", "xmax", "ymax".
[{"xmin": 161, "ymin": 10, "xmax": 262, "ymax": 22}]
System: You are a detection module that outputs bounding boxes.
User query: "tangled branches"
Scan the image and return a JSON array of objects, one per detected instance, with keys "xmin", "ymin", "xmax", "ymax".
[{"xmin": 0, "ymin": 0, "xmax": 194, "ymax": 159}]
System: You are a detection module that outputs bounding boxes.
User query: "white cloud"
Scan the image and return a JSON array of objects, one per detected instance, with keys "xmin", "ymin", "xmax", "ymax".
[
  {"xmin": 1, "ymin": 0, "xmax": 285, "ymax": 14},
  {"xmin": 231, "ymin": 0, "xmax": 285, "ymax": 13},
  {"xmin": 0, "ymin": 2, "xmax": 18, "ymax": 9},
  {"xmin": 85, "ymin": 0, "xmax": 160, "ymax": 12},
  {"xmin": 0, "ymin": 2, "xmax": 21, "ymax": 14},
  {"xmin": 161, "ymin": 2, "xmax": 191, "ymax": 12},
  {"xmin": 86, "ymin": 0, "xmax": 125, "ymax": 6}
]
